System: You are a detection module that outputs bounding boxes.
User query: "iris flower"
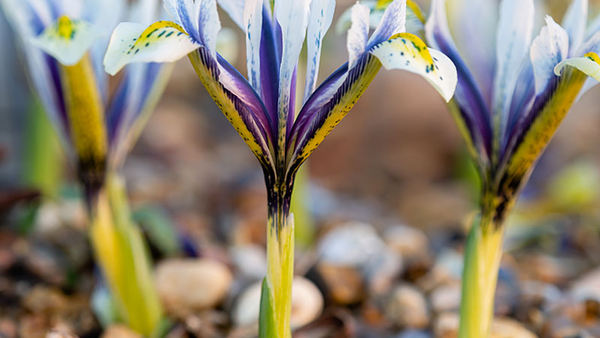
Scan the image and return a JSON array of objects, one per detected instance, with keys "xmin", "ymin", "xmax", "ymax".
[
  {"xmin": 422, "ymin": 0, "xmax": 600, "ymax": 336},
  {"xmin": 1, "ymin": 0, "xmax": 170, "ymax": 334},
  {"xmin": 104, "ymin": 0, "xmax": 457, "ymax": 336}
]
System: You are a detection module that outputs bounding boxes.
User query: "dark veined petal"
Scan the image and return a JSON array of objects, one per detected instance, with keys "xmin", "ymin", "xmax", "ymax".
[
  {"xmin": 425, "ymin": 0, "xmax": 492, "ymax": 160},
  {"xmin": 498, "ymin": 52, "xmax": 600, "ymax": 205},
  {"xmin": 287, "ymin": 33, "xmax": 457, "ymax": 179},
  {"xmin": 103, "ymin": 20, "xmax": 201, "ymax": 76},
  {"xmin": 189, "ymin": 47, "xmax": 275, "ymax": 171}
]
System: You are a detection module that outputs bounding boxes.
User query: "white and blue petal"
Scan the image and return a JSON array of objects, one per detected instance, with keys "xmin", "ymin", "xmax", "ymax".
[
  {"xmin": 492, "ymin": 0, "xmax": 534, "ymax": 135},
  {"xmin": 347, "ymin": 2, "xmax": 370, "ymax": 70},
  {"xmin": 367, "ymin": 0, "xmax": 405, "ymax": 47},
  {"xmin": 244, "ymin": 0, "xmax": 263, "ymax": 92},
  {"xmin": 530, "ymin": 16, "xmax": 569, "ymax": 96},
  {"xmin": 303, "ymin": 0, "xmax": 335, "ymax": 102},
  {"xmin": 562, "ymin": 0, "xmax": 587, "ymax": 55}
]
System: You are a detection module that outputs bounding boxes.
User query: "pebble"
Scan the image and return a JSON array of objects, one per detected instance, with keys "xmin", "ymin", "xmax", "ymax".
[
  {"xmin": 430, "ymin": 282, "xmax": 461, "ymax": 313},
  {"xmin": 232, "ymin": 277, "xmax": 324, "ymax": 329},
  {"xmin": 433, "ymin": 312, "xmax": 538, "ymax": 338},
  {"xmin": 571, "ymin": 267, "xmax": 600, "ymax": 303},
  {"xmin": 229, "ymin": 245, "xmax": 267, "ymax": 281},
  {"xmin": 384, "ymin": 225, "xmax": 429, "ymax": 261},
  {"xmin": 155, "ymin": 258, "xmax": 233, "ymax": 318},
  {"xmin": 318, "ymin": 222, "xmax": 386, "ymax": 268},
  {"xmin": 386, "ymin": 284, "xmax": 429, "ymax": 329},
  {"xmin": 101, "ymin": 325, "xmax": 142, "ymax": 338},
  {"xmin": 317, "ymin": 263, "xmax": 365, "ymax": 305}
]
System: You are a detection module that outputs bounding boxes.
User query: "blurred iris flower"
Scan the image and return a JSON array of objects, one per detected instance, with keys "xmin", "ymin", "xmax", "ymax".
[
  {"xmin": 104, "ymin": 0, "xmax": 457, "ymax": 336},
  {"xmin": 421, "ymin": 0, "xmax": 600, "ymax": 336},
  {"xmin": 1, "ymin": 0, "xmax": 171, "ymax": 203},
  {"xmin": 1, "ymin": 0, "xmax": 171, "ymax": 334}
]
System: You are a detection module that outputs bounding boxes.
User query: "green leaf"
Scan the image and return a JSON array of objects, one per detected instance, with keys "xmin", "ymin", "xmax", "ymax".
[{"xmin": 259, "ymin": 277, "xmax": 276, "ymax": 338}]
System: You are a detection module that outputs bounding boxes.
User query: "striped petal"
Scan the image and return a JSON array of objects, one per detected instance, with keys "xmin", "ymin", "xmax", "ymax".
[
  {"xmin": 492, "ymin": 0, "xmax": 534, "ymax": 141},
  {"xmin": 347, "ymin": 2, "xmax": 370, "ymax": 70},
  {"xmin": 530, "ymin": 16, "xmax": 569, "ymax": 97},
  {"xmin": 499, "ymin": 52, "xmax": 600, "ymax": 201},
  {"xmin": 367, "ymin": 0, "xmax": 405, "ymax": 47},
  {"xmin": 288, "ymin": 33, "xmax": 457, "ymax": 176},
  {"xmin": 103, "ymin": 20, "xmax": 200, "ymax": 76},
  {"xmin": 189, "ymin": 48, "xmax": 275, "ymax": 170},
  {"xmin": 425, "ymin": 0, "xmax": 492, "ymax": 160},
  {"xmin": 244, "ymin": 0, "xmax": 263, "ymax": 92},
  {"xmin": 32, "ymin": 16, "xmax": 101, "ymax": 66},
  {"xmin": 108, "ymin": 62, "xmax": 172, "ymax": 168},
  {"xmin": 274, "ymin": 0, "xmax": 311, "ymax": 167},
  {"xmin": 303, "ymin": 0, "xmax": 335, "ymax": 102}
]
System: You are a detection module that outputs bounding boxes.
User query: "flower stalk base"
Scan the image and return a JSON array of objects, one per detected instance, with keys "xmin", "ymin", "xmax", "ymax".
[
  {"xmin": 458, "ymin": 213, "xmax": 505, "ymax": 338},
  {"xmin": 89, "ymin": 174, "xmax": 163, "ymax": 337}
]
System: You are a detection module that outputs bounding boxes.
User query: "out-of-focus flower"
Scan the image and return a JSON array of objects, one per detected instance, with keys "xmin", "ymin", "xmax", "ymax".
[
  {"xmin": 1, "ymin": 0, "xmax": 172, "ymax": 203},
  {"xmin": 426, "ymin": 0, "xmax": 600, "ymax": 219}
]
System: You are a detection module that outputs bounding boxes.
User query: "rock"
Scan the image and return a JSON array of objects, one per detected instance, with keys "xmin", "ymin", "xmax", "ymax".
[
  {"xmin": 364, "ymin": 248, "xmax": 403, "ymax": 296},
  {"xmin": 317, "ymin": 263, "xmax": 365, "ymax": 305},
  {"xmin": 155, "ymin": 258, "xmax": 233, "ymax": 317},
  {"xmin": 101, "ymin": 326, "xmax": 142, "ymax": 338},
  {"xmin": 433, "ymin": 313, "xmax": 537, "ymax": 338},
  {"xmin": 430, "ymin": 282, "xmax": 461, "ymax": 313},
  {"xmin": 318, "ymin": 223, "xmax": 386, "ymax": 268},
  {"xmin": 23, "ymin": 286, "xmax": 69, "ymax": 313},
  {"xmin": 571, "ymin": 268, "xmax": 600, "ymax": 303},
  {"xmin": 230, "ymin": 245, "xmax": 267, "ymax": 281},
  {"xmin": 232, "ymin": 277, "xmax": 324, "ymax": 329},
  {"xmin": 433, "ymin": 312, "xmax": 458, "ymax": 338},
  {"xmin": 290, "ymin": 277, "xmax": 324, "ymax": 328},
  {"xmin": 386, "ymin": 284, "xmax": 429, "ymax": 329},
  {"xmin": 384, "ymin": 225, "xmax": 429, "ymax": 261},
  {"xmin": 418, "ymin": 250, "xmax": 463, "ymax": 292}
]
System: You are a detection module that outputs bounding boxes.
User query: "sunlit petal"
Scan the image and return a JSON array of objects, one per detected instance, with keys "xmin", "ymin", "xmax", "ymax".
[
  {"xmin": 368, "ymin": 0, "xmax": 405, "ymax": 47},
  {"xmin": 103, "ymin": 21, "xmax": 200, "ymax": 76},
  {"xmin": 370, "ymin": 33, "xmax": 457, "ymax": 102},
  {"xmin": 531, "ymin": 16, "xmax": 569, "ymax": 96}
]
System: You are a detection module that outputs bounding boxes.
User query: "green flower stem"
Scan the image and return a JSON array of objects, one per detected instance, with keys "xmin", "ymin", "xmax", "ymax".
[
  {"xmin": 90, "ymin": 174, "xmax": 163, "ymax": 337},
  {"xmin": 259, "ymin": 206, "xmax": 295, "ymax": 338},
  {"xmin": 458, "ymin": 211, "xmax": 506, "ymax": 338}
]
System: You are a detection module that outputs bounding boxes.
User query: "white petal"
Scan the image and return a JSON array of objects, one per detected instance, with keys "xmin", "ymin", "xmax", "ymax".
[
  {"xmin": 347, "ymin": 3, "xmax": 370, "ymax": 70},
  {"xmin": 370, "ymin": 34, "xmax": 458, "ymax": 102},
  {"xmin": 199, "ymin": 0, "xmax": 221, "ymax": 59},
  {"xmin": 32, "ymin": 16, "xmax": 101, "ymax": 66},
  {"xmin": 218, "ymin": 0, "xmax": 245, "ymax": 29},
  {"xmin": 555, "ymin": 52, "xmax": 600, "ymax": 82},
  {"xmin": 275, "ymin": 0, "xmax": 310, "ymax": 117},
  {"xmin": 493, "ymin": 0, "xmax": 534, "ymax": 124},
  {"xmin": 244, "ymin": 0, "xmax": 263, "ymax": 91},
  {"xmin": 562, "ymin": 0, "xmax": 587, "ymax": 53},
  {"xmin": 530, "ymin": 16, "xmax": 569, "ymax": 96},
  {"xmin": 368, "ymin": 0, "xmax": 405, "ymax": 46},
  {"xmin": 304, "ymin": 0, "xmax": 335, "ymax": 101},
  {"xmin": 103, "ymin": 21, "xmax": 200, "ymax": 76}
]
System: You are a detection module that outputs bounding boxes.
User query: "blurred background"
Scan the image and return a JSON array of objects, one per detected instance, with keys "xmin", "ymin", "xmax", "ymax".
[{"xmin": 2, "ymin": 0, "xmax": 600, "ymax": 337}]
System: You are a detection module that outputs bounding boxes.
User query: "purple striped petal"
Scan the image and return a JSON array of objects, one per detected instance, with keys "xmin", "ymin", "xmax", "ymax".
[
  {"xmin": 425, "ymin": 0, "xmax": 492, "ymax": 159},
  {"xmin": 258, "ymin": 5, "xmax": 280, "ymax": 135},
  {"xmin": 189, "ymin": 47, "xmax": 275, "ymax": 170}
]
